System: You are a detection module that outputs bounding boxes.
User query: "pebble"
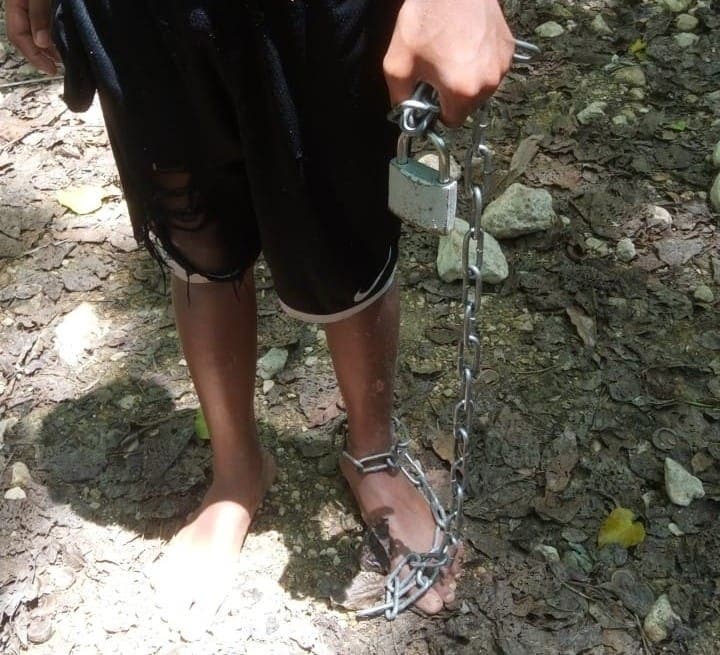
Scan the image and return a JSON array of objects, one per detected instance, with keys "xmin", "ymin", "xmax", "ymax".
[
  {"xmin": 668, "ymin": 522, "xmax": 685, "ymax": 537},
  {"xmin": 11, "ymin": 462, "xmax": 32, "ymax": 487},
  {"xmin": 674, "ymin": 32, "xmax": 699, "ymax": 48},
  {"xmin": 436, "ymin": 218, "xmax": 508, "ymax": 284},
  {"xmin": 675, "ymin": 13, "xmax": 699, "ymax": 31},
  {"xmin": 304, "ymin": 356, "xmax": 318, "ymax": 367},
  {"xmin": 533, "ymin": 544, "xmax": 560, "ymax": 563},
  {"xmin": 693, "ymin": 284, "xmax": 714, "ymax": 303},
  {"xmin": 257, "ymin": 347, "xmax": 288, "ymax": 380},
  {"xmin": 658, "ymin": 0, "xmax": 691, "ymax": 12},
  {"xmin": 590, "ymin": 14, "xmax": 613, "ymax": 35},
  {"xmin": 481, "ymin": 183, "xmax": 557, "ymax": 239},
  {"xmin": 535, "ymin": 21, "xmax": 565, "ymax": 38},
  {"xmin": 664, "ymin": 457, "xmax": 705, "ymax": 506},
  {"xmin": 585, "ymin": 237, "xmax": 609, "ymax": 256},
  {"xmin": 616, "ymin": 238, "xmax": 637, "ymax": 262},
  {"xmin": 27, "ymin": 617, "xmax": 54, "ymax": 645},
  {"xmin": 711, "ymin": 173, "xmax": 720, "ymax": 212},
  {"xmin": 647, "ymin": 205, "xmax": 673, "ymax": 229},
  {"xmin": 4, "ymin": 486, "xmax": 27, "ymax": 500},
  {"xmin": 262, "ymin": 379, "xmax": 275, "ymax": 394},
  {"xmin": 643, "ymin": 595, "xmax": 681, "ymax": 642},
  {"xmin": 576, "ymin": 101, "xmax": 607, "ymax": 125},
  {"xmin": 53, "ymin": 566, "xmax": 77, "ymax": 591},
  {"xmin": 613, "ymin": 66, "xmax": 646, "ymax": 87}
]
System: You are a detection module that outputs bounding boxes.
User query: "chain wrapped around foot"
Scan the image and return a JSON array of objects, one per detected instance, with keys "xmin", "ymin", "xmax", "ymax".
[{"xmin": 342, "ymin": 427, "xmax": 460, "ymax": 620}]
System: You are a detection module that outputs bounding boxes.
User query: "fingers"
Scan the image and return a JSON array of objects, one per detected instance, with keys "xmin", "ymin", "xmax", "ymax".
[
  {"xmin": 29, "ymin": 0, "xmax": 53, "ymax": 49},
  {"xmin": 6, "ymin": 0, "xmax": 57, "ymax": 75},
  {"xmin": 383, "ymin": 51, "xmax": 417, "ymax": 108}
]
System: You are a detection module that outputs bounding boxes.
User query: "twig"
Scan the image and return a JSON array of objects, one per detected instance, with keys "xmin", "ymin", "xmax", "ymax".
[
  {"xmin": 634, "ymin": 612, "xmax": 654, "ymax": 655},
  {"xmin": 0, "ymin": 75, "xmax": 63, "ymax": 90}
]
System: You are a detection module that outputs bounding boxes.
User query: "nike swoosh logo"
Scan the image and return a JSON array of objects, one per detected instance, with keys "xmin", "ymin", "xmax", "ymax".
[{"xmin": 354, "ymin": 246, "xmax": 394, "ymax": 303}]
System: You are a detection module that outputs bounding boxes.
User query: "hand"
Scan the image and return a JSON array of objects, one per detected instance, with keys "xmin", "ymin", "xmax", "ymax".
[
  {"xmin": 5, "ymin": 0, "xmax": 59, "ymax": 75},
  {"xmin": 384, "ymin": 0, "xmax": 515, "ymax": 127}
]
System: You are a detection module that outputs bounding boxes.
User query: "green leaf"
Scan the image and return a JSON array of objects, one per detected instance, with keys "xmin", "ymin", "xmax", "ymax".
[
  {"xmin": 194, "ymin": 408, "xmax": 210, "ymax": 441},
  {"xmin": 668, "ymin": 120, "xmax": 688, "ymax": 132},
  {"xmin": 598, "ymin": 507, "xmax": 646, "ymax": 548}
]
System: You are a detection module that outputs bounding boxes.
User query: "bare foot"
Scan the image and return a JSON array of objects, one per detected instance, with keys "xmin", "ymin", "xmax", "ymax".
[
  {"xmin": 153, "ymin": 451, "xmax": 276, "ymax": 639},
  {"xmin": 340, "ymin": 454, "xmax": 463, "ymax": 615}
]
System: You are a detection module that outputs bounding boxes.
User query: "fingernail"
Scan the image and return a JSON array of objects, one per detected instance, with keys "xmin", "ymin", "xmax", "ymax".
[
  {"xmin": 35, "ymin": 30, "xmax": 51, "ymax": 49},
  {"xmin": 449, "ymin": 582, "xmax": 457, "ymax": 591}
]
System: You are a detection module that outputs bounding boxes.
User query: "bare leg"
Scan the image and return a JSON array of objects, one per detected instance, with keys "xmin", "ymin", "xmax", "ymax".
[
  {"xmin": 325, "ymin": 283, "xmax": 461, "ymax": 614},
  {"xmin": 154, "ymin": 271, "xmax": 275, "ymax": 635}
]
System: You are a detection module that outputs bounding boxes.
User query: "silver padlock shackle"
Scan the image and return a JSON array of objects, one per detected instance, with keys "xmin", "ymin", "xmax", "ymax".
[{"xmin": 396, "ymin": 130, "xmax": 452, "ymax": 184}]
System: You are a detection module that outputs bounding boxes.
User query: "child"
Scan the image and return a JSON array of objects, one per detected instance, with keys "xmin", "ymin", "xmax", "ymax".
[{"xmin": 7, "ymin": 0, "xmax": 515, "ymax": 622}]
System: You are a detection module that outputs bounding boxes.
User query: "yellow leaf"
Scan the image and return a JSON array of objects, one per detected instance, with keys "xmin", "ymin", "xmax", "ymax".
[
  {"xmin": 629, "ymin": 38, "xmax": 646, "ymax": 54},
  {"xmin": 598, "ymin": 507, "xmax": 646, "ymax": 548},
  {"xmin": 194, "ymin": 408, "xmax": 210, "ymax": 441},
  {"xmin": 57, "ymin": 185, "xmax": 104, "ymax": 215}
]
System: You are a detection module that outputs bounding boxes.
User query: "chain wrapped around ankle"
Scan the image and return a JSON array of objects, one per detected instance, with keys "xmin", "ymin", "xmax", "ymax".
[{"xmin": 342, "ymin": 427, "xmax": 459, "ymax": 620}]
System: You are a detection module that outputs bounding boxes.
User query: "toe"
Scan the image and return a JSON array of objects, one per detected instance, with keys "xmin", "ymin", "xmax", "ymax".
[{"xmin": 413, "ymin": 587, "xmax": 444, "ymax": 614}]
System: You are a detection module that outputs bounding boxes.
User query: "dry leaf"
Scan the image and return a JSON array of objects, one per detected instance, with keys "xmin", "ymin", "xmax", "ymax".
[
  {"xmin": 597, "ymin": 507, "xmax": 645, "ymax": 548},
  {"xmin": 57, "ymin": 185, "xmax": 104, "ymax": 215},
  {"xmin": 566, "ymin": 306, "xmax": 597, "ymax": 348}
]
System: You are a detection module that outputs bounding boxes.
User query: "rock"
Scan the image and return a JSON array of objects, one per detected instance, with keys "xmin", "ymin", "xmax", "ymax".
[
  {"xmin": 4, "ymin": 486, "xmax": 27, "ymax": 500},
  {"xmin": 10, "ymin": 462, "xmax": 32, "ymax": 487},
  {"xmin": 676, "ymin": 13, "xmax": 699, "ymax": 30},
  {"xmin": 613, "ymin": 66, "xmax": 646, "ymax": 87},
  {"xmin": 590, "ymin": 14, "xmax": 613, "ymax": 35},
  {"xmin": 262, "ymin": 379, "xmax": 275, "ymax": 394},
  {"xmin": 257, "ymin": 347, "xmax": 288, "ymax": 380},
  {"xmin": 612, "ymin": 114, "xmax": 629, "ymax": 128},
  {"xmin": 674, "ymin": 32, "xmax": 699, "ymax": 48},
  {"xmin": 664, "ymin": 457, "xmax": 705, "ymax": 506},
  {"xmin": 416, "ymin": 152, "xmax": 462, "ymax": 180},
  {"xmin": 693, "ymin": 284, "xmax": 714, "ymax": 303},
  {"xmin": 576, "ymin": 101, "xmax": 607, "ymax": 125},
  {"xmin": 643, "ymin": 595, "xmax": 681, "ymax": 642},
  {"xmin": 659, "ymin": 0, "xmax": 691, "ymax": 12},
  {"xmin": 55, "ymin": 302, "xmax": 103, "ymax": 366},
  {"xmin": 616, "ymin": 238, "xmax": 637, "ymax": 262},
  {"xmin": 711, "ymin": 173, "xmax": 720, "ymax": 212},
  {"xmin": 585, "ymin": 237, "xmax": 609, "ymax": 256},
  {"xmin": 481, "ymin": 183, "xmax": 556, "ymax": 239},
  {"xmin": 535, "ymin": 21, "xmax": 565, "ymax": 38},
  {"xmin": 713, "ymin": 141, "xmax": 720, "ymax": 168},
  {"xmin": 437, "ymin": 218, "xmax": 508, "ymax": 284},
  {"xmin": 533, "ymin": 544, "xmax": 560, "ymax": 563},
  {"xmin": 27, "ymin": 617, "xmax": 53, "ymax": 645},
  {"xmin": 647, "ymin": 205, "xmax": 673, "ymax": 229}
]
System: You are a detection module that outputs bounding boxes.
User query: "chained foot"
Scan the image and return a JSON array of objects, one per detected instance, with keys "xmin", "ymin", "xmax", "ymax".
[
  {"xmin": 152, "ymin": 450, "xmax": 276, "ymax": 638},
  {"xmin": 340, "ymin": 451, "xmax": 463, "ymax": 615}
]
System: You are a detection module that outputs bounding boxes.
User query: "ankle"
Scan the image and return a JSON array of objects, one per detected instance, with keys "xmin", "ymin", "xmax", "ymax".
[{"xmin": 344, "ymin": 417, "xmax": 397, "ymax": 457}]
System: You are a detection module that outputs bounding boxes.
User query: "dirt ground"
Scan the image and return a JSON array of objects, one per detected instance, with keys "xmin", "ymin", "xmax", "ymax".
[{"xmin": 1, "ymin": 2, "xmax": 719, "ymax": 654}]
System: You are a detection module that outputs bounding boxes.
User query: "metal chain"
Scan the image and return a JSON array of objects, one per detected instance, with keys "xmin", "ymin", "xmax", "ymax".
[{"xmin": 357, "ymin": 40, "xmax": 539, "ymax": 621}]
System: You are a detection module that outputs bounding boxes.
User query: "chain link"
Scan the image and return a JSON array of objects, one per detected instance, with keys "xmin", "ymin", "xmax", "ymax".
[{"xmin": 359, "ymin": 40, "xmax": 538, "ymax": 620}]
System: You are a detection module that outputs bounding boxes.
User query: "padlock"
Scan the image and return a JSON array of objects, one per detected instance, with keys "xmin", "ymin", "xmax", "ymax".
[{"xmin": 388, "ymin": 130, "xmax": 457, "ymax": 235}]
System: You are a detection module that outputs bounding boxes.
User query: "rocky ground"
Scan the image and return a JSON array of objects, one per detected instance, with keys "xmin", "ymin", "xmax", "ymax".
[{"xmin": 1, "ymin": 1, "xmax": 719, "ymax": 654}]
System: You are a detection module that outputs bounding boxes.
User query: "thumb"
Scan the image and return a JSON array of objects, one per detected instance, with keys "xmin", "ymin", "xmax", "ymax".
[{"xmin": 29, "ymin": 0, "xmax": 53, "ymax": 49}]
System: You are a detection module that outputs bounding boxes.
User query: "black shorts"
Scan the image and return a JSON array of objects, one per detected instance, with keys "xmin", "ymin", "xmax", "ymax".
[{"xmin": 52, "ymin": 0, "xmax": 402, "ymax": 321}]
